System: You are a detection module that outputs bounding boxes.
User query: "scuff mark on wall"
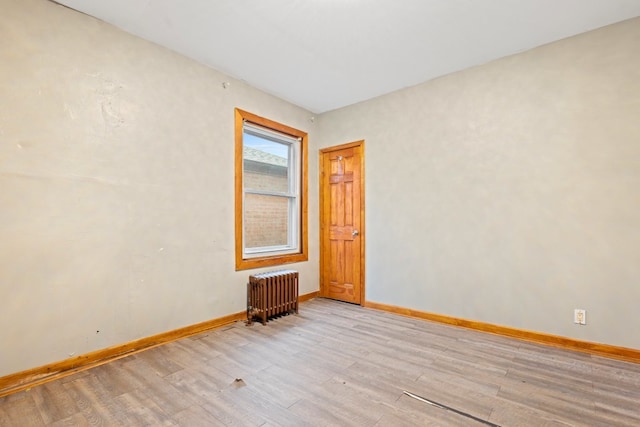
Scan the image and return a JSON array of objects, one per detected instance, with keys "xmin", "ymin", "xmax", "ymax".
[
  {"xmin": 63, "ymin": 103, "xmax": 76, "ymax": 120},
  {"xmin": 85, "ymin": 72, "xmax": 126, "ymax": 134},
  {"xmin": 101, "ymin": 99, "xmax": 125, "ymax": 128}
]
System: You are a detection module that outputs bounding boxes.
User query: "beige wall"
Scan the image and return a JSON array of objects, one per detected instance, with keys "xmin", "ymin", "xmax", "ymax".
[
  {"xmin": 0, "ymin": 0, "xmax": 319, "ymax": 376},
  {"xmin": 319, "ymin": 17, "xmax": 640, "ymax": 349}
]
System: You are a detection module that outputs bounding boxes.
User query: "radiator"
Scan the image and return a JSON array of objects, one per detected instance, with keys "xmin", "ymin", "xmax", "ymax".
[{"xmin": 247, "ymin": 270, "xmax": 299, "ymax": 325}]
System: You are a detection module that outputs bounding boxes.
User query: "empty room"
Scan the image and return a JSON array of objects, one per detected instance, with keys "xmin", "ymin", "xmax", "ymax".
[{"xmin": 1, "ymin": 0, "xmax": 639, "ymax": 425}]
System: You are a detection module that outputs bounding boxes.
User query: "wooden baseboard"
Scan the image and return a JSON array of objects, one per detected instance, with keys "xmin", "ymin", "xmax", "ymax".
[
  {"xmin": 0, "ymin": 291, "xmax": 319, "ymax": 398},
  {"xmin": 364, "ymin": 300, "xmax": 640, "ymax": 364},
  {"xmin": 299, "ymin": 290, "xmax": 319, "ymax": 302}
]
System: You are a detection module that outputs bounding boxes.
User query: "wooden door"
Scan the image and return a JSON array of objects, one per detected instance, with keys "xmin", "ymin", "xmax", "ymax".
[{"xmin": 320, "ymin": 141, "xmax": 364, "ymax": 304}]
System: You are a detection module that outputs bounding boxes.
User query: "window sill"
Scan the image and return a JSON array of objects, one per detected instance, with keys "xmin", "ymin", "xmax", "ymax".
[{"xmin": 236, "ymin": 252, "xmax": 308, "ymax": 271}]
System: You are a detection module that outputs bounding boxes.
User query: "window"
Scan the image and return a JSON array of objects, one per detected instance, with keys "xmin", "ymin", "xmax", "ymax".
[{"xmin": 235, "ymin": 108, "xmax": 308, "ymax": 270}]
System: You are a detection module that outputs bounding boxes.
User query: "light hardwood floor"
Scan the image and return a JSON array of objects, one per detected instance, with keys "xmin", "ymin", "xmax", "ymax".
[{"xmin": 1, "ymin": 298, "xmax": 639, "ymax": 426}]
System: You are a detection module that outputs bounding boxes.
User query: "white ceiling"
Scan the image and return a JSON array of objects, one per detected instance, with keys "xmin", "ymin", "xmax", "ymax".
[{"xmin": 54, "ymin": 0, "xmax": 640, "ymax": 113}]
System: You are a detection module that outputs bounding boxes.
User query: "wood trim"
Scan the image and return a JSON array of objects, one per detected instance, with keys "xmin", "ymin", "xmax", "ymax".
[
  {"xmin": 299, "ymin": 290, "xmax": 319, "ymax": 302},
  {"xmin": 234, "ymin": 108, "xmax": 309, "ymax": 271},
  {"xmin": 234, "ymin": 108, "xmax": 245, "ymax": 270},
  {"xmin": 364, "ymin": 300, "xmax": 640, "ymax": 364},
  {"xmin": 319, "ymin": 151, "xmax": 326, "ymax": 298},
  {"xmin": 319, "ymin": 140, "xmax": 366, "ymax": 305},
  {"xmin": 0, "ymin": 291, "xmax": 319, "ymax": 398},
  {"xmin": 319, "ymin": 140, "xmax": 365, "ymax": 153},
  {"xmin": 236, "ymin": 108, "xmax": 306, "ymax": 138},
  {"xmin": 358, "ymin": 142, "xmax": 366, "ymax": 306}
]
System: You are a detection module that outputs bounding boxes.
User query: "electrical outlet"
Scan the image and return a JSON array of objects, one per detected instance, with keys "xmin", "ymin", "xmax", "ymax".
[{"xmin": 574, "ymin": 309, "xmax": 586, "ymax": 325}]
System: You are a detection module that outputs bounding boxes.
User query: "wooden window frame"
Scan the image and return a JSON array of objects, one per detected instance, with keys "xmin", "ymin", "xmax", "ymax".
[{"xmin": 235, "ymin": 108, "xmax": 308, "ymax": 271}]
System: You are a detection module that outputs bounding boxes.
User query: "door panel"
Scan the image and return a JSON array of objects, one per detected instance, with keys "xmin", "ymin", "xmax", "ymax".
[{"xmin": 320, "ymin": 142, "xmax": 364, "ymax": 304}]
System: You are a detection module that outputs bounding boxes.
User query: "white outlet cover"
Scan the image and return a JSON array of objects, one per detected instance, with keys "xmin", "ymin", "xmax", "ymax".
[{"xmin": 574, "ymin": 309, "xmax": 587, "ymax": 325}]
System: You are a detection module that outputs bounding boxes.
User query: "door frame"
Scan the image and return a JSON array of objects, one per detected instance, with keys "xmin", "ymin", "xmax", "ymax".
[{"xmin": 319, "ymin": 140, "xmax": 366, "ymax": 306}]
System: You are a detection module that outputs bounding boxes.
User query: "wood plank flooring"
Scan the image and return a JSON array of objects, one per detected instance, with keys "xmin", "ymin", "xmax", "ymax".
[{"xmin": 1, "ymin": 298, "xmax": 639, "ymax": 426}]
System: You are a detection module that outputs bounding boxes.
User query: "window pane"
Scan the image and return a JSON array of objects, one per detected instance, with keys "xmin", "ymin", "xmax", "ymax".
[
  {"xmin": 243, "ymin": 133, "xmax": 289, "ymax": 193},
  {"xmin": 244, "ymin": 193, "xmax": 289, "ymax": 249}
]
